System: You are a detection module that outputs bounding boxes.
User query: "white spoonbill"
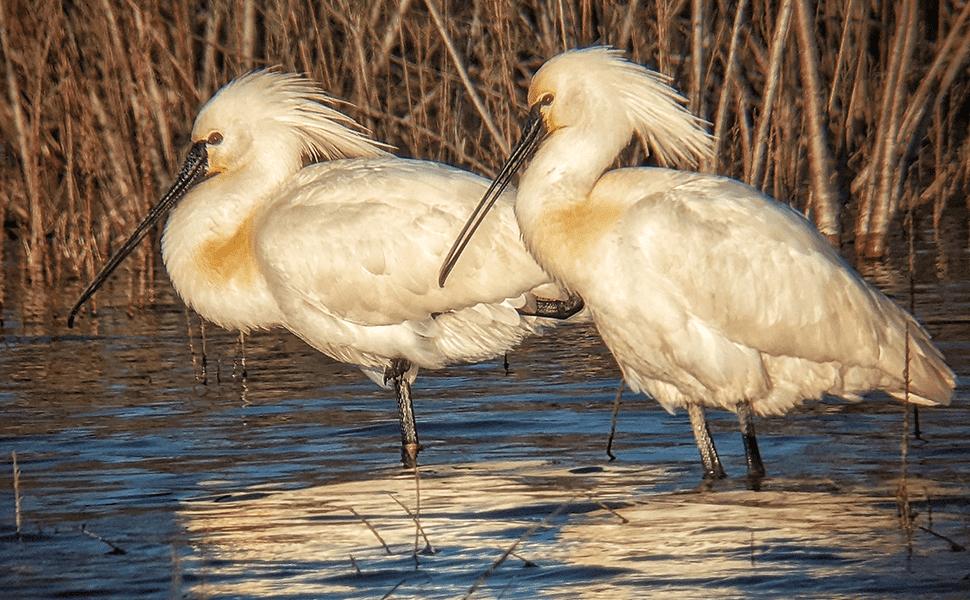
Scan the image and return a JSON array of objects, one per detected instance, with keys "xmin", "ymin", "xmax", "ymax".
[
  {"xmin": 68, "ymin": 70, "xmax": 582, "ymax": 467},
  {"xmin": 440, "ymin": 47, "xmax": 955, "ymax": 482}
]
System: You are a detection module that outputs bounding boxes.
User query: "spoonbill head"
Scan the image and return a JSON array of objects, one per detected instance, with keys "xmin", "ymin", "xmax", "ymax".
[
  {"xmin": 441, "ymin": 47, "xmax": 954, "ymax": 483},
  {"xmin": 69, "ymin": 70, "xmax": 582, "ymax": 467},
  {"xmin": 70, "ymin": 71, "xmax": 390, "ymax": 332}
]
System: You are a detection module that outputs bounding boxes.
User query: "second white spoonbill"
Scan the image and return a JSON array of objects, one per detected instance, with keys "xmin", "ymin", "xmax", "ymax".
[
  {"xmin": 440, "ymin": 47, "xmax": 954, "ymax": 483},
  {"xmin": 69, "ymin": 70, "xmax": 582, "ymax": 467}
]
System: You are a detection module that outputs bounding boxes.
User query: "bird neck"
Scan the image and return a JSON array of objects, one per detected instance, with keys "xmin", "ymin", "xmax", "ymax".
[
  {"xmin": 161, "ymin": 160, "xmax": 288, "ymax": 332},
  {"xmin": 514, "ymin": 123, "xmax": 627, "ymax": 285}
]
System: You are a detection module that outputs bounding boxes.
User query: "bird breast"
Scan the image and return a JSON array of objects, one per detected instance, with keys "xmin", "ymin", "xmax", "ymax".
[{"xmin": 162, "ymin": 190, "xmax": 281, "ymax": 333}]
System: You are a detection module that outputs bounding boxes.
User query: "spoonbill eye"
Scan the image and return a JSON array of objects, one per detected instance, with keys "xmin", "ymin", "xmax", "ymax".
[
  {"xmin": 537, "ymin": 93, "xmax": 554, "ymax": 107},
  {"xmin": 207, "ymin": 132, "xmax": 224, "ymax": 145}
]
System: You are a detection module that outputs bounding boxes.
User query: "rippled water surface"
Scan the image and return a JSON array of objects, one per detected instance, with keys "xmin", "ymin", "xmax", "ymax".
[{"xmin": 2, "ymin": 229, "xmax": 970, "ymax": 599}]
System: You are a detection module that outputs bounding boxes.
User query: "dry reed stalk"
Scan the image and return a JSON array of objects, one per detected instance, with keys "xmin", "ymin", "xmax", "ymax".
[
  {"xmin": 749, "ymin": 0, "xmax": 794, "ymax": 190},
  {"xmin": 897, "ymin": 1, "xmax": 970, "ymax": 160},
  {"xmin": 373, "ymin": 0, "xmax": 415, "ymax": 78},
  {"xmin": 553, "ymin": 0, "xmax": 568, "ymax": 51},
  {"xmin": 710, "ymin": 0, "xmax": 748, "ymax": 174},
  {"xmin": 0, "ymin": 0, "xmax": 43, "ymax": 287},
  {"xmin": 589, "ymin": 495, "xmax": 629, "ymax": 523},
  {"xmin": 794, "ymin": 0, "xmax": 840, "ymax": 243},
  {"xmin": 844, "ymin": 3, "xmax": 872, "ymax": 153},
  {"xmin": 132, "ymin": 49, "xmax": 159, "ymax": 309},
  {"xmin": 856, "ymin": 0, "xmax": 918, "ymax": 259},
  {"xmin": 774, "ymin": 73, "xmax": 800, "ymax": 204},
  {"xmin": 324, "ymin": 2, "xmax": 376, "ymax": 112},
  {"xmin": 616, "ymin": 0, "xmax": 639, "ymax": 49},
  {"xmin": 23, "ymin": 4, "xmax": 55, "ymax": 293},
  {"xmin": 880, "ymin": 0, "xmax": 919, "ymax": 238},
  {"xmin": 85, "ymin": 69, "xmax": 131, "ymax": 214},
  {"xmin": 59, "ymin": 75, "xmax": 79, "ymax": 274},
  {"xmin": 689, "ymin": 0, "xmax": 706, "ymax": 122},
  {"xmin": 241, "ymin": 0, "xmax": 256, "ymax": 71},
  {"xmin": 826, "ymin": 0, "xmax": 857, "ymax": 117},
  {"xmin": 381, "ymin": 579, "xmax": 406, "ymax": 599},
  {"xmin": 654, "ymin": 0, "xmax": 676, "ymax": 77},
  {"xmin": 0, "ymin": 193, "xmax": 6, "ymax": 313},
  {"xmin": 199, "ymin": 6, "xmax": 221, "ymax": 98},
  {"xmin": 733, "ymin": 76, "xmax": 755, "ymax": 181},
  {"xmin": 425, "ymin": 0, "xmax": 510, "ymax": 156},
  {"xmin": 132, "ymin": 12, "xmax": 178, "ymax": 174},
  {"xmin": 906, "ymin": 8, "xmax": 970, "ymax": 234},
  {"xmin": 77, "ymin": 105, "xmax": 101, "ymax": 298}
]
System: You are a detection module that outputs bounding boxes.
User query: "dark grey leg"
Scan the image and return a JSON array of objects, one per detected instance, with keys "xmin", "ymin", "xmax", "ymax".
[
  {"xmin": 688, "ymin": 403, "xmax": 726, "ymax": 479},
  {"xmin": 385, "ymin": 358, "xmax": 420, "ymax": 468},
  {"xmin": 606, "ymin": 380, "xmax": 624, "ymax": 460},
  {"xmin": 737, "ymin": 401, "xmax": 765, "ymax": 483}
]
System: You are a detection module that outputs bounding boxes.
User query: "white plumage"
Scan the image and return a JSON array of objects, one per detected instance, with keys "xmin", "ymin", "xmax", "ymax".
[
  {"xmin": 441, "ymin": 47, "xmax": 954, "ymax": 482},
  {"xmin": 70, "ymin": 70, "xmax": 580, "ymax": 467}
]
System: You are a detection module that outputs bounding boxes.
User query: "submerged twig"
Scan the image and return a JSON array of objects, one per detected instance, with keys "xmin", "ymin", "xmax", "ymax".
[
  {"xmin": 462, "ymin": 498, "xmax": 573, "ymax": 599},
  {"xmin": 906, "ymin": 191, "xmax": 923, "ymax": 441},
  {"xmin": 606, "ymin": 380, "xmax": 624, "ymax": 460},
  {"xmin": 344, "ymin": 506, "xmax": 394, "ymax": 555},
  {"xmin": 897, "ymin": 319, "xmax": 914, "ymax": 538},
  {"xmin": 380, "ymin": 578, "xmax": 407, "ymax": 600},
  {"xmin": 12, "ymin": 451, "xmax": 21, "ymax": 538},
  {"xmin": 184, "ymin": 306, "xmax": 200, "ymax": 383},
  {"xmin": 236, "ymin": 331, "xmax": 248, "ymax": 381},
  {"xmin": 590, "ymin": 496, "xmax": 628, "ymax": 524},
  {"xmin": 81, "ymin": 524, "xmax": 126, "ymax": 555},
  {"xmin": 387, "ymin": 494, "xmax": 435, "ymax": 555},
  {"xmin": 235, "ymin": 331, "xmax": 249, "ymax": 403},
  {"xmin": 918, "ymin": 525, "xmax": 967, "ymax": 552},
  {"xmin": 199, "ymin": 319, "xmax": 209, "ymax": 386},
  {"xmin": 506, "ymin": 550, "xmax": 538, "ymax": 568}
]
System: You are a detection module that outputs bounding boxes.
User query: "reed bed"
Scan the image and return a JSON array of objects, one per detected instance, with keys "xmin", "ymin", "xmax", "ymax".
[{"xmin": 1, "ymin": 0, "xmax": 968, "ymax": 322}]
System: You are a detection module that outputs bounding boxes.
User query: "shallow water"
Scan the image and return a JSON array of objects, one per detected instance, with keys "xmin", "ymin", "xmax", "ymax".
[{"xmin": 2, "ymin": 223, "xmax": 970, "ymax": 599}]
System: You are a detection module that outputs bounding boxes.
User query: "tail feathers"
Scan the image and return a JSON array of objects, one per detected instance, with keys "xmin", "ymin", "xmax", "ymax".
[
  {"xmin": 896, "ymin": 317, "xmax": 955, "ymax": 406},
  {"xmin": 887, "ymin": 390, "xmax": 946, "ymax": 407}
]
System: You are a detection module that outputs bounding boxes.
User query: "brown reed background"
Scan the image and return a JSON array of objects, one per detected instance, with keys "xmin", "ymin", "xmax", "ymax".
[{"xmin": 1, "ymin": 0, "xmax": 968, "ymax": 323}]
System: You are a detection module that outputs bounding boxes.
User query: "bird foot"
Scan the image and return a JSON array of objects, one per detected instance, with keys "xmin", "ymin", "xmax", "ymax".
[
  {"xmin": 702, "ymin": 464, "xmax": 728, "ymax": 480},
  {"xmin": 384, "ymin": 358, "xmax": 411, "ymax": 385},
  {"xmin": 401, "ymin": 442, "xmax": 421, "ymax": 469},
  {"xmin": 518, "ymin": 293, "xmax": 585, "ymax": 319}
]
